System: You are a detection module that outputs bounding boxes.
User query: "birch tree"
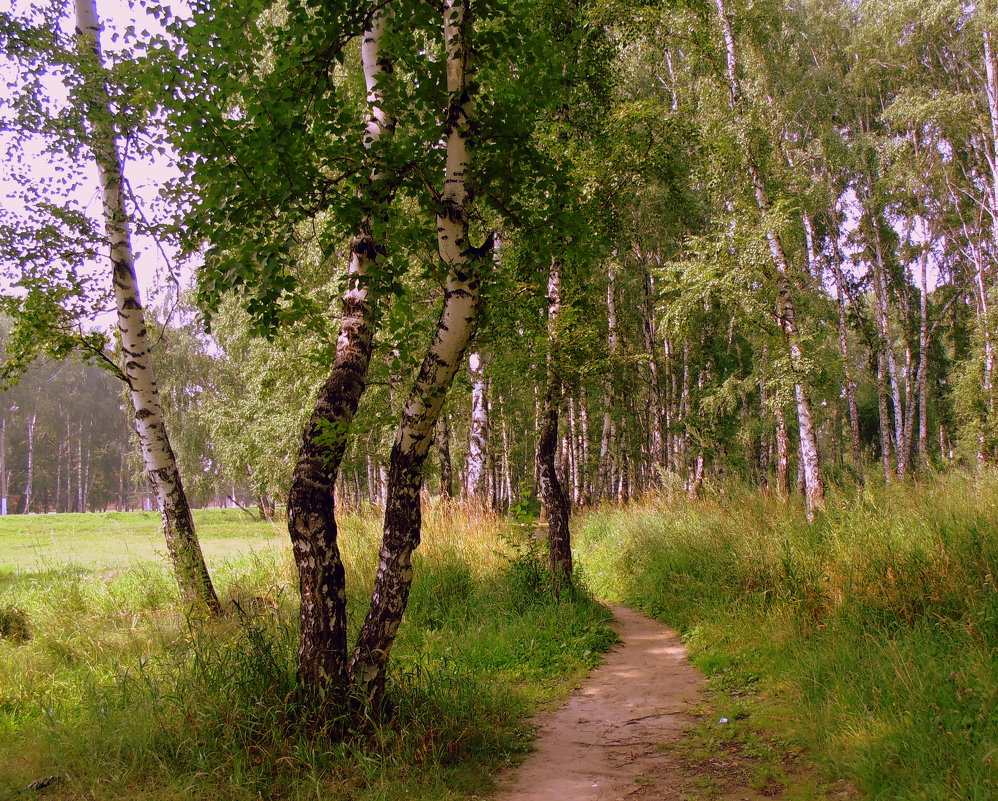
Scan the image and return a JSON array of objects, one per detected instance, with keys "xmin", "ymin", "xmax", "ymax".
[{"xmin": 0, "ymin": 0, "xmax": 220, "ymax": 611}]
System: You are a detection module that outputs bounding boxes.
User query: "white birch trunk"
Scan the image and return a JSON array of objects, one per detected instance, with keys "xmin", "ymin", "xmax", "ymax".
[
  {"xmin": 918, "ymin": 250, "xmax": 931, "ymax": 467},
  {"xmin": 714, "ymin": 0, "xmax": 824, "ymax": 515},
  {"xmin": 22, "ymin": 413, "xmax": 35, "ymax": 514},
  {"xmin": 350, "ymin": 0, "xmax": 485, "ymax": 702},
  {"xmin": 465, "ymin": 351, "xmax": 491, "ymax": 498},
  {"xmin": 75, "ymin": 0, "xmax": 219, "ymax": 612}
]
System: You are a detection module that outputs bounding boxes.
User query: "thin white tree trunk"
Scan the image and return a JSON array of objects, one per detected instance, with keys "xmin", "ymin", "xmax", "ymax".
[
  {"xmin": 599, "ymin": 264, "xmax": 620, "ymax": 500},
  {"xmin": 869, "ymin": 212, "xmax": 907, "ymax": 475},
  {"xmin": 578, "ymin": 385, "xmax": 591, "ymax": 503},
  {"xmin": 877, "ymin": 352, "xmax": 895, "ymax": 481},
  {"xmin": 0, "ymin": 411, "xmax": 7, "ymax": 516},
  {"xmin": 76, "ymin": 0, "xmax": 219, "ymax": 612},
  {"xmin": 918, "ymin": 249, "xmax": 931, "ymax": 467},
  {"xmin": 829, "ymin": 227, "xmax": 863, "ymax": 474},
  {"xmin": 466, "ymin": 351, "xmax": 491, "ymax": 498},
  {"xmin": 22, "ymin": 413, "xmax": 36, "ymax": 514},
  {"xmin": 714, "ymin": 0, "xmax": 823, "ymax": 514},
  {"xmin": 641, "ymin": 267, "xmax": 667, "ymax": 478},
  {"xmin": 982, "ymin": 28, "xmax": 998, "ymax": 221}
]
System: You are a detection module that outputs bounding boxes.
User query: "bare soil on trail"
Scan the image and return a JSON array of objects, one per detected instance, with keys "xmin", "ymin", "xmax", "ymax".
[{"xmin": 492, "ymin": 605, "xmax": 791, "ymax": 801}]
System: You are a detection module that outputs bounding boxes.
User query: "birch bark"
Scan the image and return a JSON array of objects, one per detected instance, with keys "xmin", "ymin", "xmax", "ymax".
[
  {"xmin": 877, "ymin": 352, "xmax": 895, "ymax": 481},
  {"xmin": 466, "ymin": 351, "xmax": 491, "ymax": 499},
  {"xmin": 75, "ymin": 0, "xmax": 219, "ymax": 614},
  {"xmin": 0, "ymin": 411, "xmax": 7, "ymax": 516},
  {"xmin": 286, "ymin": 4, "xmax": 396, "ymax": 694},
  {"xmin": 828, "ymin": 225, "xmax": 863, "ymax": 474},
  {"xmin": 537, "ymin": 259, "xmax": 572, "ymax": 592},
  {"xmin": 867, "ymin": 207, "xmax": 907, "ymax": 476},
  {"xmin": 598, "ymin": 264, "xmax": 620, "ymax": 500},
  {"xmin": 918, "ymin": 250, "xmax": 931, "ymax": 467},
  {"xmin": 22, "ymin": 413, "xmax": 35, "ymax": 514},
  {"xmin": 436, "ymin": 415, "xmax": 453, "ymax": 499},
  {"xmin": 350, "ymin": 0, "xmax": 484, "ymax": 703},
  {"xmin": 641, "ymin": 267, "xmax": 667, "ymax": 478}
]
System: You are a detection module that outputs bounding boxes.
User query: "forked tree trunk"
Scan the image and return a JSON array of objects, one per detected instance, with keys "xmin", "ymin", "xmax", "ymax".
[
  {"xmin": 285, "ymin": 5, "xmax": 395, "ymax": 696},
  {"xmin": 349, "ymin": 0, "xmax": 484, "ymax": 704},
  {"xmin": 714, "ymin": 0, "xmax": 823, "ymax": 515},
  {"xmin": 537, "ymin": 259, "xmax": 572, "ymax": 592},
  {"xmin": 76, "ymin": 0, "xmax": 219, "ymax": 613}
]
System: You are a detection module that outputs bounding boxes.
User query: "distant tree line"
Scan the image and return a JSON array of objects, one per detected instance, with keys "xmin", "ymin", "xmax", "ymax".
[{"xmin": 0, "ymin": 348, "xmax": 134, "ymax": 514}]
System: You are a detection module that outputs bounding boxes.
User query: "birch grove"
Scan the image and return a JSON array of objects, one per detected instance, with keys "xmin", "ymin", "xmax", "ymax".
[{"xmin": 4, "ymin": 0, "xmax": 998, "ymax": 716}]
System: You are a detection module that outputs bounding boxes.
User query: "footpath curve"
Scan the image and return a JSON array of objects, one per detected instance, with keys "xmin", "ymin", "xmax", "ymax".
[
  {"xmin": 493, "ymin": 603, "xmax": 799, "ymax": 801},
  {"xmin": 492, "ymin": 605, "xmax": 702, "ymax": 800}
]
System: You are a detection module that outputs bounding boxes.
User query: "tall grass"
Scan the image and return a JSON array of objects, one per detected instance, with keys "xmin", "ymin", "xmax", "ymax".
[
  {"xmin": 0, "ymin": 504, "xmax": 615, "ymax": 800},
  {"xmin": 577, "ymin": 471, "xmax": 998, "ymax": 801}
]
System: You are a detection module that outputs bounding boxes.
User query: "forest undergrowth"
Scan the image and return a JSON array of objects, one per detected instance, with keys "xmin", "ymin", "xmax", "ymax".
[
  {"xmin": 578, "ymin": 470, "xmax": 998, "ymax": 801},
  {"xmin": 0, "ymin": 505, "xmax": 615, "ymax": 801}
]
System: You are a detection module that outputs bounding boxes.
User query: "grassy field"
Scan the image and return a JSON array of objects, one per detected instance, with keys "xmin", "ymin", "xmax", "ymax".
[
  {"xmin": 0, "ymin": 508, "xmax": 284, "ymax": 572},
  {"xmin": 4, "ymin": 475, "xmax": 995, "ymax": 800},
  {"xmin": 0, "ymin": 505, "xmax": 616, "ymax": 801},
  {"xmin": 577, "ymin": 471, "xmax": 998, "ymax": 801}
]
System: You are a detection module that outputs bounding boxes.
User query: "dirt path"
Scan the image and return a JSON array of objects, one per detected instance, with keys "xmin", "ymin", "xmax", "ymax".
[{"xmin": 492, "ymin": 605, "xmax": 767, "ymax": 801}]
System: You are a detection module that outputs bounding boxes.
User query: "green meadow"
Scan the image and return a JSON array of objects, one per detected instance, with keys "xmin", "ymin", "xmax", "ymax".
[
  {"xmin": 0, "ymin": 505, "xmax": 615, "ymax": 801},
  {"xmin": 1, "ymin": 474, "xmax": 996, "ymax": 800}
]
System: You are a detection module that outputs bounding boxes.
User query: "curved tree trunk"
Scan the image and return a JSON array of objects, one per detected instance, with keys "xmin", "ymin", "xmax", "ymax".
[
  {"xmin": 537, "ymin": 259, "xmax": 572, "ymax": 592},
  {"xmin": 286, "ymin": 5, "xmax": 395, "ymax": 697},
  {"xmin": 76, "ymin": 0, "xmax": 219, "ymax": 614},
  {"xmin": 349, "ymin": 0, "xmax": 483, "ymax": 705}
]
